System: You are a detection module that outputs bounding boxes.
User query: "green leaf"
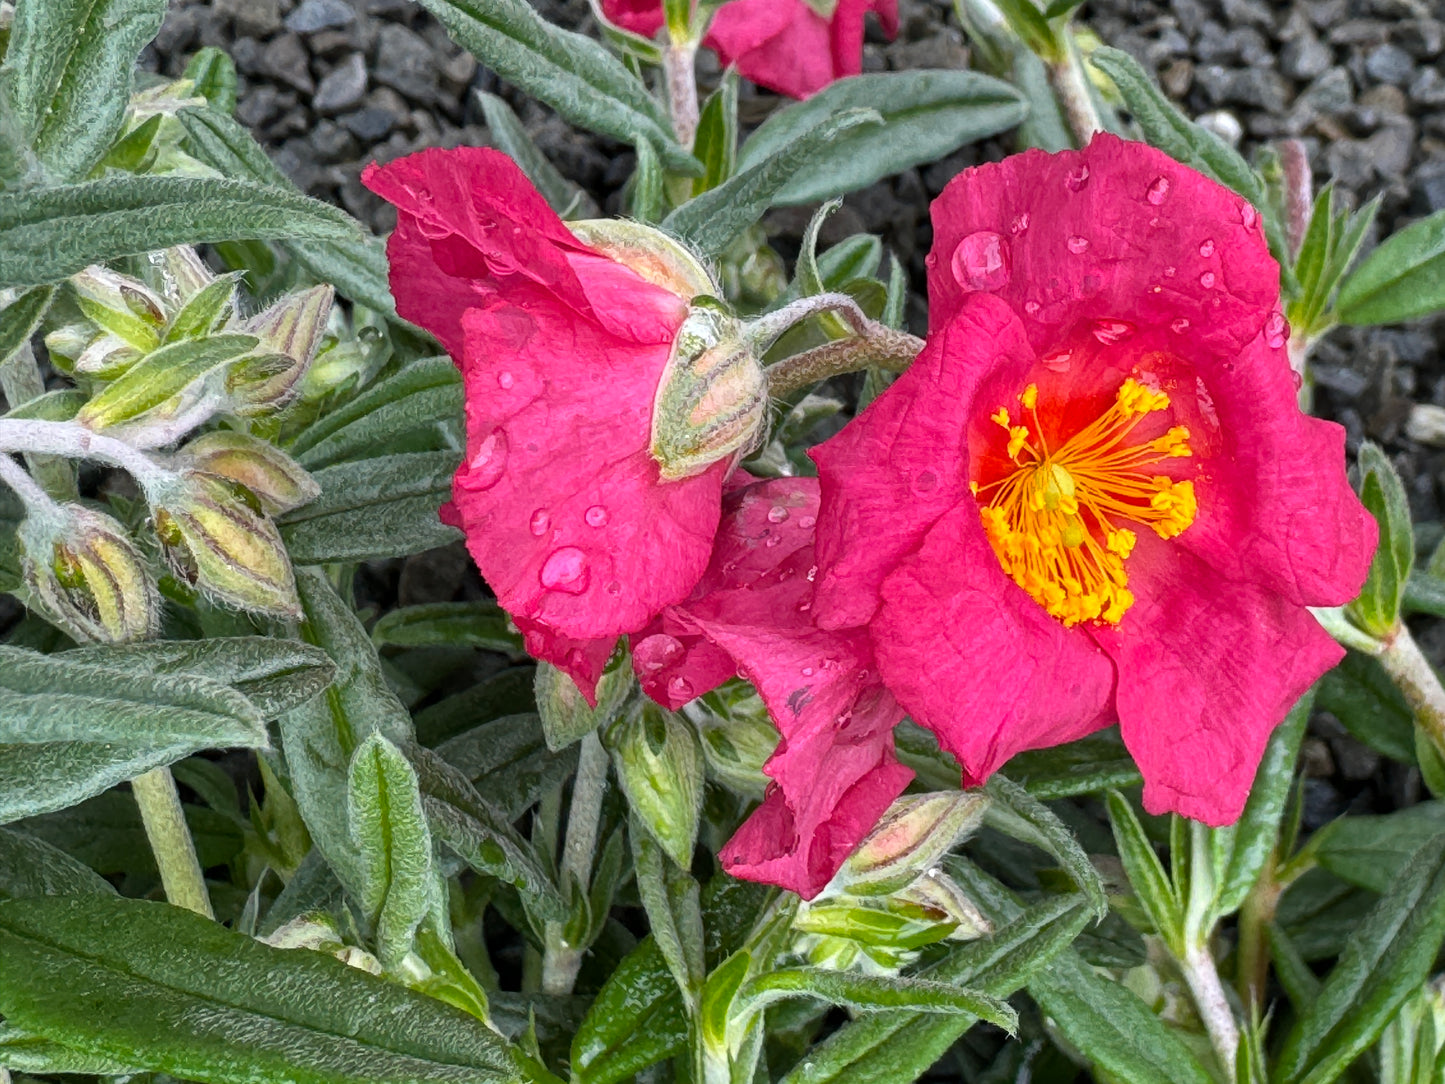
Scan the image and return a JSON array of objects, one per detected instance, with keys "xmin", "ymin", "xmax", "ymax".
[
  {"xmin": 1350, "ymin": 442, "xmax": 1413, "ymax": 638},
  {"xmin": 627, "ymin": 137, "xmax": 664, "ymax": 224},
  {"xmin": 780, "ymin": 892, "xmax": 1090, "ymax": 1084},
  {"xmin": 1336, "ymin": 209, "xmax": 1445, "ymax": 325},
  {"xmin": 1274, "ymin": 829, "xmax": 1445, "ymax": 1084},
  {"xmin": 1315, "ymin": 651, "xmax": 1417, "ymax": 763},
  {"xmin": 290, "ymin": 356, "xmax": 462, "ymax": 470},
  {"xmin": 183, "ymin": 46, "xmax": 238, "ymax": 114},
  {"xmin": 0, "ymin": 895, "xmax": 549, "ymax": 1083},
  {"xmin": 1105, "ymin": 790, "xmax": 1183, "ymax": 946},
  {"xmin": 0, "ymin": 0, "xmax": 167, "ymax": 182},
  {"xmin": 372, "ymin": 602, "xmax": 522, "ymax": 654},
  {"xmin": 752, "ymin": 969, "xmax": 1018, "ymax": 1033},
  {"xmin": 0, "ymin": 825, "xmax": 116, "ymax": 899},
  {"xmin": 1003, "ymin": 730, "xmax": 1142, "ymax": 799},
  {"xmin": 736, "ymin": 71, "xmax": 1028, "ymax": 206},
  {"xmin": 632, "ymin": 821, "xmax": 705, "ymax": 1010},
  {"xmin": 413, "ymin": 668, "xmax": 536, "ymax": 747},
  {"xmin": 412, "ymin": 0, "xmax": 693, "ymax": 173},
  {"xmin": 75, "ymin": 332, "xmax": 258, "ymax": 429},
  {"xmin": 436, "ymin": 713, "xmax": 577, "ymax": 820},
  {"xmin": 608, "ymin": 700, "xmax": 702, "ymax": 868},
  {"xmin": 0, "ymin": 1022, "xmax": 136, "ymax": 1076},
  {"xmin": 535, "ymin": 649, "xmax": 631, "ymax": 752},
  {"xmin": 164, "ymin": 273, "xmax": 241, "ymax": 343},
  {"xmin": 348, "ymin": 732, "xmax": 438, "ymax": 969},
  {"xmin": 572, "ymin": 935, "xmax": 689, "ymax": 1084},
  {"xmin": 1311, "ymin": 803, "xmax": 1445, "ymax": 894},
  {"xmin": 984, "ymin": 772, "xmax": 1107, "ymax": 918},
  {"xmin": 0, "ymin": 644, "xmax": 268, "ymax": 823},
  {"xmin": 279, "ymin": 450, "xmax": 462, "ymax": 563},
  {"xmin": 475, "ymin": 92, "xmax": 590, "ymax": 219},
  {"xmin": 277, "ymin": 568, "xmax": 415, "ymax": 903},
  {"xmin": 692, "ymin": 71, "xmax": 739, "ymax": 195},
  {"xmin": 664, "ymin": 108, "xmax": 882, "ymax": 257},
  {"xmin": 0, "ymin": 174, "xmax": 360, "ymax": 290},
  {"xmin": 0, "ymin": 285, "xmax": 54, "ymax": 369},
  {"xmin": 62, "ymin": 636, "xmax": 336, "ymax": 719},
  {"xmin": 990, "ymin": 0, "xmax": 1061, "ymax": 59},
  {"xmin": 176, "ymin": 107, "xmax": 394, "ymax": 316}
]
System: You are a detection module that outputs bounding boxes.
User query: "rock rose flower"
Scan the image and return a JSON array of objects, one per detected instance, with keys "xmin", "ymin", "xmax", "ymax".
[
  {"xmin": 632, "ymin": 476, "xmax": 911, "ymax": 898},
  {"xmin": 810, "ymin": 134, "xmax": 1377, "ymax": 824},
  {"xmin": 363, "ymin": 148, "xmax": 765, "ymax": 701},
  {"xmin": 602, "ymin": 0, "xmax": 898, "ymax": 100}
]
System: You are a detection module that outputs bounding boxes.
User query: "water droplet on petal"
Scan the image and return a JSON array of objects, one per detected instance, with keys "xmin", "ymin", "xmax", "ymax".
[
  {"xmin": 585, "ymin": 504, "xmax": 609, "ymax": 527},
  {"xmin": 605, "ymin": 580, "xmax": 622, "ymax": 596},
  {"xmin": 1241, "ymin": 202, "xmax": 1258, "ymax": 228},
  {"xmin": 417, "ymin": 218, "xmax": 452, "ymax": 241},
  {"xmin": 765, "ymin": 535, "xmax": 782, "ymax": 547},
  {"xmin": 1164, "ymin": 265, "xmax": 1177, "ymax": 277},
  {"xmin": 1198, "ymin": 239, "xmax": 1216, "ymax": 258},
  {"xmin": 806, "ymin": 565, "xmax": 818, "ymax": 582},
  {"xmin": 1042, "ymin": 349, "xmax": 1072, "ymax": 372},
  {"xmin": 796, "ymin": 599, "xmax": 812, "ymax": 613},
  {"xmin": 1010, "ymin": 212, "xmax": 1031, "ymax": 235},
  {"xmin": 1024, "ymin": 300, "xmax": 1041, "ymax": 316},
  {"xmin": 1065, "ymin": 164, "xmax": 1090, "ymax": 191},
  {"xmin": 667, "ymin": 676, "xmax": 694, "ymax": 702},
  {"xmin": 951, "ymin": 231, "xmax": 1011, "ymax": 291},
  {"xmin": 1066, "ymin": 235, "xmax": 1090, "ymax": 255},
  {"xmin": 767, "ymin": 505, "xmax": 790, "ymax": 524},
  {"xmin": 529, "ymin": 508, "xmax": 550, "ymax": 536},
  {"xmin": 1264, "ymin": 311, "xmax": 1290, "ymax": 348},
  {"xmin": 635, "ymin": 633, "xmax": 685, "ymax": 674},
  {"xmin": 460, "ymin": 429, "xmax": 507, "ymax": 491},
  {"xmin": 1291, "ymin": 368, "xmax": 1304, "ymax": 391},
  {"xmin": 799, "ymin": 515, "xmax": 816, "ymax": 529},
  {"xmin": 1092, "ymin": 319, "xmax": 1135, "ymax": 345},
  {"xmin": 911, "ymin": 470, "xmax": 939, "ymax": 494},
  {"xmin": 801, "ymin": 666, "xmax": 814, "ymax": 677},
  {"xmin": 497, "ymin": 371, "xmax": 514, "ymax": 389},
  {"xmin": 1200, "ymin": 271, "xmax": 1217, "ymax": 289},
  {"xmin": 539, "ymin": 547, "xmax": 589, "ymax": 594},
  {"xmin": 1146, "ymin": 175, "xmax": 1171, "ymax": 205},
  {"xmin": 1170, "ymin": 317, "xmax": 1190, "ymax": 333}
]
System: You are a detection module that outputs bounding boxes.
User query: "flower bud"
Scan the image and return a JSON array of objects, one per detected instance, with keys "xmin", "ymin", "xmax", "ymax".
[
  {"xmin": 896, "ymin": 869, "xmax": 992, "ymax": 940},
  {"xmin": 536, "ymin": 643, "xmax": 634, "ymax": 751},
  {"xmin": 145, "ymin": 246, "xmax": 216, "ymax": 306},
  {"xmin": 18, "ymin": 505, "xmax": 160, "ymax": 643},
  {"xmin": 840, "ymin": 791, "xmax": 989, "ymax": 896},
  {"xmin": 608, "ymin": 699, "xmax": 703, "ymax": 867},
  {"xmin": 70, "ymin": 265, "xmax": 167, "ymax": 353},
  {"xmin": 650, "ymin": 302, "xmax": 768, "ymax": 481},
  {"xmin": 693, "ymin": 683, "xmax": 779, "ymax": 796},
  {"xmin": 227, "ymin": 285, "xmax": 334, "ymax": 416},
  {"xmin": 151, "ymin": 469, "xmax": 300, "ymax": 617},
  {"xmin": 176, "ymin": 431, "xmax": 320, "ymax": 515},
  {"xmin": 568, "ymin": 219, "xmax": 716, "ymax": 302}
]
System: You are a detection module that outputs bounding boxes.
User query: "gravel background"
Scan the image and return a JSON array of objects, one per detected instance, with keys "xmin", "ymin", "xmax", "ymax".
[{"xmin": 145, "ymin": 0, "xmax": 1445, "ymax": 822}]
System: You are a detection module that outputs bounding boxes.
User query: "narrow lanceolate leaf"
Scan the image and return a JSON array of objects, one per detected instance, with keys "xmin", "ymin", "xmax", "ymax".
[
  {"xmin": 740, "ymin": 969, "xmax": 1017, "ymax": 1032},
  {"xmin": 412, "ymin": 0, "xmax": 694, "ymax": 173},
  {"xmin": 736, "ymin": 71, "xmax": 1028, "ymax": 206},
  {"xmin": 0, "ymin": 644, "xmax": 268, "ymax": 823},
  {"xmin": 1274, "ymin": 830, "xmax": 1445, "ymax": 1084},
  {"xmin": 0, "ymin": 174, "xmax": 359, "ymax": 290},
  {"xmin": 632, "ymin": 824, "xmax": 705, "ymax": 1011},
  {"xmin": 692, "ymin": 72, "xmax": 739, "ymax": 195},
  {"xmin": 1106, "ymin": 790, "xmax": 1183, "ymax": 947},
  {"xmin": 348, "ymin": 733, "xmax": 437, "ymax": 969},
  {"xmin": 76, "ymin": 334, "xmax": 258, "ymax": 429},
  {"xmin": 475, "ymin": 92, "xmax": 591, "ymax": 219},
  {"xmin": 1336, "ymin": 209, "xmax": 1445, "ymax": 326},
  {"xmin": 571, "ymin": 936, "xmax": 689, "ymax": 1084},
  {"xmin": 279, "ymin": 450, "xmax": 462, "ymax": 564},
  {"xmin": 372, "ymin": 602, "xmax": 522, "ymax": 654},
  {"xmin": 0, "ymin": 285, "xmax": 55, "ymax": 369},
  {"xmin": 1002, "ymin": 732, "xmax": 1142, "ymax": 799},
  {"xmin": 664, "ymin": 108, "xmax": 883, "ymax": 258},
  {"xmin": 0, "ymin": 0, "xmax": 167, "ymax": 182},
  {"xmin": 0, "ymin": 825, "xmax": 116, "ymax": 899},
  {"xmin": 1350, "ymin": 442, "xmax": 1413, "ymax": 638},
  {"xmin": 0, "ymin": 896, "xmax": 547, "ymax": 1084},
  {"xmin": 985, "ymin": 773, "xmax": 1108, "ymax": 918}
]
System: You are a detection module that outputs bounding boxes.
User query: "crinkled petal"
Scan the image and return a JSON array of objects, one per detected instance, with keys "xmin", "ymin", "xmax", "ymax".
[
  {"xmin": 1091, "ymin": 535, "xmax": 1344, "ymax": 824},
  {"xmin": 599, "ymin": 0, "xmax": 665, "ymax": 37},
  {"xmin": 874, "ymin": 504, "xmax": 1116, "ymax": 785},
  {"xmin": 514, "ymin": 618, "xmax": 615, "ymax": 706},
  {"xmin": 811, "ymin": 294, "xmax": 1033, "ymax": 629},
  {"xmin": 706, "ymin": 0, "xmax": 840, "ymax": 99}
]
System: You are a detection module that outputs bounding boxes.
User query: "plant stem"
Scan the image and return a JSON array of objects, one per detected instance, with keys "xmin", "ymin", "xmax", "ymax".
[
  {"xmin": 664, "ymin": 43, "xmax": 700, "ymax": 149},
  {"xmin": 1047, "ymin": 42, "xmax": 1103, "ymax": 147},
  {"xmin": 0, "ymin": 452, "xmax": 55, "ymax": 510},
  {"xmin": 131, "ymin": 766, "xmax": 214, "ymax": 919},
  {"xmin": 1180, "ymin": 941, "xmax": 1239, "ymax": 1074},
  {"xmin": 1, "ymin": 343, "xmax": 78, "ymax": 499},
  {"xmin": 0, "ymin": 417, "xmax": 174, "ymax": 494},
  {"xmin": 1235, "ymin": 866, "xmax": 1281, "ymax": 1010},
  {"xmin": 749, "ymin": 292, "xmax": 925, "ymax": 396},
  {"xmin": 1379, "ymin": 623, "xmax": 1445, "ymax": 755},
  {"xmin": 541, "ymin": 730, "xmax": 610, "ymax": 994}
]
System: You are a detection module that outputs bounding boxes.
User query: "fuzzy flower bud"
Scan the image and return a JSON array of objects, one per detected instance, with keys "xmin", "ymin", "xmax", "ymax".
[
  {"xmin": 70, "ymin": 265, "xmax": 167, "ymax": 354},
  {"xmin": 176, "ymin": 431, "xmax": 320, "ymax": 515},
  {"xmin": 840, "ymin": 791, "xmax": 989, "ymax": 896},
  {"xmin": 150, "ymin": 469, "xmax": 300, "ymax": 617},
  {"xmin": 18, "ymin": 504, "xmax": 160, "ymax": 643},
  {"xmin": 226, "ymin": 284, "xmax": 334, "ymax": 416}
]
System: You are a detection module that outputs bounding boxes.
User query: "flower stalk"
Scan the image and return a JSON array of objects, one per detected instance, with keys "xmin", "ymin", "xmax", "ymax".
[
  {"xmin": 1047, "ymin": 42, "xmax": 1103, "ymax": 147},
  {"xmin": 664, "ymin": 42, "xmax": 700, "ymax": 149},
  {"xmin": 1377, "ymin": 623, "xmax": 1445, "ymax": 758},
  {"xmin": 0, "ymin": 417, "xmax": 174, "ymax": 495},
  {"xmin": 752, "ymin": 292, "xmax": 924, "ymax": 397},
  {"xmin": 131, "ymin": 766, "xmax": 215, "ymax": 919},
  {"xmin": 541, "ymin": 730, "xmax": 610, "ymax": 994}
]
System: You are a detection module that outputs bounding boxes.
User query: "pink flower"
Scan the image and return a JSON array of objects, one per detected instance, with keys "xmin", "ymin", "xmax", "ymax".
[
  {"xmin": 362, "ymin": 147, "xmax": 730, "ymax": 702},
  {"xmin": 634, "ymin": 476, "xmax": 911, "ymax": 898},
  {"xmin": 601, "ymin": 0, "xmax": 898, "ymax": 100},
  {"xmin": 810, "ymin": 135, "xmax": 1377, "ymax": 825}
]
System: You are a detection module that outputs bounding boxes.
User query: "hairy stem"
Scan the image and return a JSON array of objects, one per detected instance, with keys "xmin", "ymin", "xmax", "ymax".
[
  {"xmin": 541, "ymin": 731, "xmax": 610, "ymax": 995},
  {"xmin": 664, "ymin": 43, "xmax": 700, "ymax": 149},
  {"xmin": 1379, "ymin": 623, "xmax": 1445, "ymax": 756},
  {"xmin": 1180, "ymin": 942, "xmax": 1240, "ymax": 1074},
  {"xmin": 766, "ymin": 332, "xmax": 923, "ymax": 398},
  {"xmin": 131, "ymin": 767, "xmax": 214, "ymax": 919},
  {"xmin": 0, "ymin": 452, "xmax": 55, "ymax": 510},
  {"xmin": 1047, "ymin": 43, "xmax": 1103, "ymax": 147},
  {"xmin": 1, "ymin": 343, "xmax": 78, "ymax": 499},
  {"xmin": 1235, "ymin": 869, "xmax": 1282, "ymax": 1010},
  {"xmin": 0, "ymin": 418, "xmax": 174, "ymax": 494}
]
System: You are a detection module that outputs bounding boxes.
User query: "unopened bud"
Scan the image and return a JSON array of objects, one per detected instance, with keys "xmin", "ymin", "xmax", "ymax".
[
  {"xmin": 227, "ymin": 285, "xmax": 334, "ymax": 415},
  {"xmin": 693, "ymin": 683, "xmax": 779, "ymax": 796},
  {"xmin": 536, "ymin": 643, "xmax": 634, "ymax": 751},
  {"xmin": 151, "ymin": 469, "xmax": 300, "ymax": 617},
  {"xmin": 146, "ymin": 246, "xmax": 216, "ymax": 306},
  {"xmin": 73, "ymin": 333, "xmax": 143, "ymax": 378},
  {"xmin": 18, "ymin": 504, "xmax": 160, "ymax": 643},
  {"xmin": 608, "ymin": 699, "xmax": 703, "ymax": 868},
  {"xmin": 569, "ymin": 219, "xmax": 716, "ymax": 302},
  {"xmin": 842, "ymin": 792, "xmax": 989, "ymax": 896},
  {"xmin": 76, "ymin": 333, "xmax": 256, "ymax": 435},
  {"xmin": 70, "ymin": 265, "xmax": 167, "ymax": 353},
  {"xmin": 896, "ymin": 870, "xmax": 992, "ymax": 941},
  {"xmin": 651, "ymin": 302, "xmax": 768, "ymax": 481},
  {"xmin": 177, "ymin": 431, "xmax": 320, "ymax": 515}
]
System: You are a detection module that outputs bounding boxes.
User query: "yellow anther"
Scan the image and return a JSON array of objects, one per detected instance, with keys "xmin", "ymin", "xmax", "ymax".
[
  {"xmin": 1020, "ymin": 384, "xmax": 1038, "ymax": 410},
  {"xmin": 1006, "ymin": 425, "xmax": 1030, "ymax": 459},
  {"xmin": 991, "ymin": 407, "xmax": 1010, "ymax": 428},
  {"xmin": 1107, "ymin": 528, "xmax": 1137, "ymax": 558}
]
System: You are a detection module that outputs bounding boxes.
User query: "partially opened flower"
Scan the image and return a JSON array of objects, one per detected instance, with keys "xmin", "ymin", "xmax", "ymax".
[
  {"xmin": 632, "ymin": 476, "xmax": 911, "ymax": 898},
  {"xmin": 601, "ymin": 0, "xmax": 898, "ymax": 100},
  {"xmin": 363, "ymin": 148, "xmax": 767, "ymax": 701},
  {"xmin": 811, "ymin": 134, "xmax": 1377, "ymax": 824}
]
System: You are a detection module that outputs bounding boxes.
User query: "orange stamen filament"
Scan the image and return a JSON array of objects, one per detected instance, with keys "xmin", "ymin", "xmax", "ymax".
[{"xmin": 978, "ymin": 379, "xmax": 1197, "ymax": 626}]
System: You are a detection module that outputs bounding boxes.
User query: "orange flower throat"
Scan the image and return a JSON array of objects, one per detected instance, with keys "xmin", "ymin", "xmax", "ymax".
[{"xmin": 973, "ymin": 379, "xmax": 1196, "ymax": 627}]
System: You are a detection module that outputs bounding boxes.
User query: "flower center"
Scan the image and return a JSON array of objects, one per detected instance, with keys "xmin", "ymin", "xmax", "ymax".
[{"xmin": 973, "ymin": 378, "xmax": 1196, "ymax": 627}]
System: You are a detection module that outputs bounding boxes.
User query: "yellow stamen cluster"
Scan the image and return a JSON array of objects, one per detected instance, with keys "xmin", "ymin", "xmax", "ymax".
[{"xmin": 977, "ymin": 378, "xmax": 1197, "ymax": 626}]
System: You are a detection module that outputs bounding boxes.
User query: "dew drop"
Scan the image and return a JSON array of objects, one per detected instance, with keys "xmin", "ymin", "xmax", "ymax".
[
  {"xmin": 1198, "ymin": 238, "xmax": 1216, "ymax": 258},
  {"xmin": 460, "ymin": 428, "xmax": 507, "ymax": 491},
  {"xmin": 1164, "ymin": 265, "xmax": 1177, "ymax": 278},
  {"xmin": 1264, "ymin": 311, "xmax": 1290, "ymax": 349},
  {"xmin": 796, "ymin": 599, "xmax": 812, "ymax": 613},
  {"xmin": 1066, "ymin": 235, "xmax": 1090, "ymax": 255},
  {"xmin": 539, "ymin": 547, "xmax": 589, "ymax": 594},
  {"xmin": 1291, "ymin": 368, "xmax": 1304, "ymax": 391},
  {"xmin": 605, "ymin": 579, "xmax": 622, "ymax": 596},
  {"xmin": 799, "ymin": 515, "xmax": 817, "ymax": 529},
  {"xmin": 529, "ymin": 508, "xmax": 550, "ymax": 536},
  {"xmin": 1170, "ymin": 317, "xmax": 1190, "ymax": 334},
  {"xmin": 585, "ymin": 504, "xmax": 609, "ymax": 527},
  {"xmin": 806, "ymin": 565, "xmax": 818, "ymax": 582},
  {"xmin": 1024, "ymin": 300, "xmax": 1041, "ymax": 316},
  {"xmin": 1091, "ymin": 319, "xmax": 1135, "ymax": 346},
  {"xmin": 417, "ymin": 218, "xmax": 452, "ymax": 241},
  {"xmin": 1041, "ymin": 349, "xmax": 1072, "ymax": 372},
  {"xmin": 801, "ymin": 666, "xmax": 814, "ymax": 677},
  {"xmin": 1200, "ymin": 271, "xmax": 1217, "ymax": 289},
  {"xmin": 1010, "ymin": 212, "xmax": 1031, "ymax": 235},
  {"xmin": 765, "ymin": 535, "xmax": 782, "ymax": 547},
  {"xmin": 1065, "ymin": 164, "xmax": 1090, "ymax": 191},
  {"xmin": 497, "ymin": 371, "xmax": 514, "ymax": 390},
  {"xmin": 767, "ymin": 505, "xmax": 790, "ymax": 524},
  {"xmin": 912, "ymin": 469, "xmax": 939, "ymax": 494},
  {"xmin": 635, "ymin": 633, "xmax": 685, "ymax": 674},
  {"xmin": 667, "ymin": 676, "xmax": 694, "ymax": 702},
  {"xmin": 1241, "ymin": 202, "xmax": 1258, "ymax": 228},
  {"xmin": 951, "ymin": 231, "xmax": 1011, "ymax": 291}
]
